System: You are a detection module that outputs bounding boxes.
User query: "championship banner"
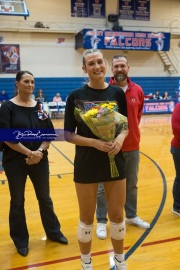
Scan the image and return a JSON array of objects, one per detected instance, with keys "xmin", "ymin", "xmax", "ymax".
[
  {"xmin": 88, "ymin": 0, "xmax": 105, "ymax": 18},
  {"xmin": 0, "ymin": 44, "xmax": 20, "ymax": 73},
  {"xmin": 71, "ymin": 0, "xmax": 105, "ymax": 18},
  {"xmin": 75, "ymin": 29, "xmax": 170, "ymax": 51},
  {"xmin": 119, "ymin": 0, "xmax": 150, "ymax": 21}
]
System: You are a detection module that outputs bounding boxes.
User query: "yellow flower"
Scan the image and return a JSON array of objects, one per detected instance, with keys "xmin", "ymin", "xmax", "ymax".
[
  {"xmin": 101, "ymin": 103, "xmax": 108, "ymax": 107},
  {"xmin": 84, "ymin": 108, "xmax": 99, "ymax": 118},
  {"xmin": 101, "ymin": 102, "xmax": 117, "ymax": 111}
]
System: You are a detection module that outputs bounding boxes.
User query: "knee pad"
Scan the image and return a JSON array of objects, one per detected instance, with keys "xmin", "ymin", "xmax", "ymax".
[
  {"xmin": 110, "ymin": 220, "xmax": 126, "ymax": 240},
  {"xmin": 78, "ymin": 220, "xmax": 93, "ymax": 243}
]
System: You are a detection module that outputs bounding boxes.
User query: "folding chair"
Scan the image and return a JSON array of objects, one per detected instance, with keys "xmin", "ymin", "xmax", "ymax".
[
  {"xmin": 58, "ymin": 101, "xmax": 66, "ymax": 118},
  {"xmin": 47, "ymin": 102, "xmax": 58, "ymax": 119}
]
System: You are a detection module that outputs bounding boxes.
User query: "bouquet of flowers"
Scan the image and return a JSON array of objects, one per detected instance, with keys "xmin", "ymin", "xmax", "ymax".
[{"xmin": 74, "ymin": 100, "xmax": 128, "ymax": 178}]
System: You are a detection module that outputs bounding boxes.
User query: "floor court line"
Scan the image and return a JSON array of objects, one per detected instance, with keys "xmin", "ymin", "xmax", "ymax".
[
  {"xmin": 48, "ymin": 146, "xmax": 167, "ymax": 262},
  {"xmin": 7, "ymin": 235, "xmax": 180, "ymax": 270},
  {"xmin": 51, "ymin": 142, "xmax": 74, "ymax": 165},
  {"xmin": 0, "ymin": 140, "xmax": 167, "ymax": 269},
  {"xmin": 7, "ymin": 151, "xmax": 167, "ymax": 270},
  {"xmin": 125, "ymin": 151, "xmax": 167, "ymax": 260}
]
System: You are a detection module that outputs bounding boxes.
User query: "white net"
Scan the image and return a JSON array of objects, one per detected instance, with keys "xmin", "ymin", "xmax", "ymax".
[{"xmin": 0, "ymin": 0, "xmax": 13, "ymax": 12}]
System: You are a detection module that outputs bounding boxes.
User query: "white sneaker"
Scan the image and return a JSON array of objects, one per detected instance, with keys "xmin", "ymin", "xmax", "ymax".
[
  {"xmin": 125, "ymin": 216, "xmax": 150, "ymax": 229},
  {"xmin": 172, "ymin": 208, "xmax": 180, "ymax": 217},
  {"xmin": 81, "ymin": 260, "xmax": 93, "ymax": 270},
  {"xmin": 111, "ymin": 258, "xmax": 127, "ymax": 270},
  {"xmin": 96, "ymin": 223, "xmax": 107, "ymax": 239}
]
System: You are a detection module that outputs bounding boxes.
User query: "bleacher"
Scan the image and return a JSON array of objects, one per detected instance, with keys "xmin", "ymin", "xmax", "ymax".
[{"xmin": 0, "ymin": 76, "xmax": 179, "ymax": 102}]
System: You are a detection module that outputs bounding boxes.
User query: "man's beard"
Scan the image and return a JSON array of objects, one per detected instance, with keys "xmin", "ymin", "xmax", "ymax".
[{"xmin": 114, "ymin": 73, "xmax": 127, "ymax": 82}]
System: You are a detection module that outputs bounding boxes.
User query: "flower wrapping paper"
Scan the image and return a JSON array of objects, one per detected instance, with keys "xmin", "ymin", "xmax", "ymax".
[{"xmin": 74, "ymin": 100, "xmax": 128, "ymax": 178}]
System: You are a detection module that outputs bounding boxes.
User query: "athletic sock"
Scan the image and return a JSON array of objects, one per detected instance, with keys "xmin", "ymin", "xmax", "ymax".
[
  {"xmin": 81, "ymin": 253, "xmax": 91, "ymax": 264},
  {"xmin": 114, "ymin": 253, "xmax": 125, "ymax": 262}
]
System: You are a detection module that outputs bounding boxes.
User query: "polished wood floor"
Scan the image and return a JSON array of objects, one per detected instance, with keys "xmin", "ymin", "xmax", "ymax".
[{"xmin": 0, "ymin": 114, "xmax": 180, "ymax": 270}]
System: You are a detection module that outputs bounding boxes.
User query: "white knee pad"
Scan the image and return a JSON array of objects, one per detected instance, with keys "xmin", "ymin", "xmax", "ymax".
[
  {"xmin": 110, "ymin": 220, "xmax": 126, "ymax": 240},
  {"xmin": 78, "ymin": 220, "xmax": 93, "ymax": 243}
]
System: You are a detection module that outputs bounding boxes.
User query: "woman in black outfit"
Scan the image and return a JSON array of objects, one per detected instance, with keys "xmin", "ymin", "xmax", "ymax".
[
  {"xmin": 64, "ymin": 49, "xmax": 128, "ymax": 270},
  {"xmin": 0, "ymin": 71, "xmax": 68, "ymax": 257}
]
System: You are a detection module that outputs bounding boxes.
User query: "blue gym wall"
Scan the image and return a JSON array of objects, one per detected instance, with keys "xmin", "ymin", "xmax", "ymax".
[{"xmin": 0, "ymin": 77, "xmax": 179, "ymax": 101}]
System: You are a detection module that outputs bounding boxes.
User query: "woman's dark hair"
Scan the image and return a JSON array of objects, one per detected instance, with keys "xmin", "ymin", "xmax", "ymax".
[
  {"xmin": 14, "ymin": 71, "xmax": 34, "ymax": 95},
  {"xmin": 16, "ymin": 70, "xmax": 33, "ymax": 82}
]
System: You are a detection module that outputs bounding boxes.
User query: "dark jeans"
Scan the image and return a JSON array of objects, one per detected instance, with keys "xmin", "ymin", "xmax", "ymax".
[
  {"xmin": 171, "ymin": 147, "xmax": 180, "ymax": 210},
  {"xmin": 4, "ymin": 157, "xmax": 61, "ymax": 249},
  {"xmin": 96, "ymin": 150, "xmax": 140, "ymax": 222}
]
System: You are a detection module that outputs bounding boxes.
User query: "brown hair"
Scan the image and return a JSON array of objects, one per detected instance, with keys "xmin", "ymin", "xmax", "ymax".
[
  {"xmin": 82, "ymin": 49, "xmax": 103, "ymax": 66},
  {"xmin": 16, "ymin": 70, "xmax": 33, "ymax": 82},
  {"xmin": 14, "ymin": 71, "xmax": 34, "ymax": 95},
  {"xmin": 111, "ymin": 55, "xmax": 128, "ymax": 65}
]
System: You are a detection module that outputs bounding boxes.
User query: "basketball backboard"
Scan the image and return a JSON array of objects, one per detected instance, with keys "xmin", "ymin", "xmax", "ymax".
[{"xmin": 0, "ymin": 1, "xmax": 29, "ymax": 17}]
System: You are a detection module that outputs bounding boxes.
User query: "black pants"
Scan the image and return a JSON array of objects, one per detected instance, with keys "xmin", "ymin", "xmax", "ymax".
[
  {"xmin": 171, "ymin": 147, "xmax": 180, "ymax": 210},
  {"xmin": 4, "ymin": 157, "xmax": 61, "ymax": 249}
]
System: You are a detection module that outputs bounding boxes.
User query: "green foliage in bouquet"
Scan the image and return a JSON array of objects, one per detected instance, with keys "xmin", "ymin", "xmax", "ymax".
[{"xmin": 74, "ymin": 101, "xmax": 128, "ymax": 178}]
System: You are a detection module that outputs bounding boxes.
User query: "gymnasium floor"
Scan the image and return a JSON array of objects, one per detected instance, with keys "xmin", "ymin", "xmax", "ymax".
[{"xmin": 0, "ymin": 114, "xmax": 180, "ymax": 270}]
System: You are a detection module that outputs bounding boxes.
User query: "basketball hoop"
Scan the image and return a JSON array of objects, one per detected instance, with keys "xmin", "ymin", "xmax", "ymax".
[
  {"xmin": 0, "ymin": 0, "xmax": 29, "ymax": 17},
  {"xmin": 0, "ymin": 0, "xmax": 12, "ymax": 12}
]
